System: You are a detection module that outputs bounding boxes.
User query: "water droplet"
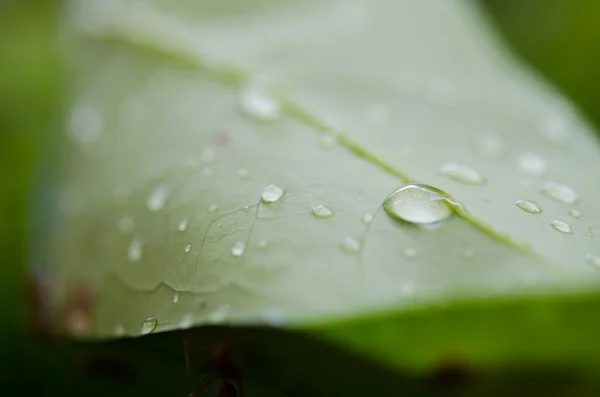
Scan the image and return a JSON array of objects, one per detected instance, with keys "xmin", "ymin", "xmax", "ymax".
[
  {"xmin": 517, "ymin": 152, "xmax": 548, "ymax": 177},
  {"xmin": 321, "ymin": 134, "xmax": 337, "ymax": 148},
  {"xmin": 399, "ymin": 282, "xmax": 416, "ymax": 297},
  {"xmin": 178, "ymin": 218, "xmax": 189, "ymax": 231},
  {"xmin": 147, "ymin": 185, "xmax": 170, "ymax": 212},
  {"xmin": 240, "ymin": 89, "xmax": 281, "ymax": 121},
  {"xmin": 569, "ymin": 207, "xmax": 582, "ymax": 219},
  {"xmin": 68, "ymin": 101, "xmax": 103, "ymax": 146},
  {"xmin": 114, "ymin": 324, "xmax": 125, "ymax": 337},
  {"xmin": 586, "ymin": 229, "xmax": 593, "ymax": 238},
  {"xmin": 462, "ymin": 248, "xmax": 475, "ymax": 259},
  {"xmin": 362, "ymin": 213, "xmax": 374, "ymax": 225},
  {"xmin": 243, "ymin": 206, "xmax": 251, "ymax": 212},
  {"xmin": 404, "ymin": 248, "xmax": 418, "ymax": 258},
  {"xmin": 586, "ymin": 254, "xmax": 600, "ymax": 268},
  {"xmin": 541, "ymin": 182, "xmax": 579, "ymax": 204},
  {"xmin": 440, "ymin": 163, "xmax": 486, "ymax": 185},
  {"xmin": 383, "ymin": 184, "xmax": 460, "ymax": 225},
  {"xmin": 479, "ymin": 135, "xmax": 504, "ymax": 158},
  {"xmin": 312, "ymin": 205, "xmax": 334, "ymax": 218},
  {"xmin": 172, "ymin": 292, "xmax": 180, "ymax": 303},
  {"xmin": 207, "ymin": 305, "xmax": 231, "ymax": 324},
  {"xmin": 261, "ymin": 185, "xmax": 285, "ymax": 203},
  {"xmin": 201, "ymin": 148, "xmax": 215, "ymax": 163},
  {"xmin": 202, "ymin": 168, "xmax": 214, "ymax": 178},
  {"xmin": 263, "ymin": 308, "xmax": 285, "ymax": 326},
  {"xmin": 179, "ymin": 313, "xmax": 194, "ymax": 329},
  {"xmin": 232, "ymin": 241, "xmax": 246, "ymax": 257},
  {"xmin": 515, "ymin": 200, "xmax": 542, "ymax": 214},
  {"xmin": 118, "ymin": 216, "xmax": 135, "ymax": 233},
  {"xmin": 208, "ymin": 204, "xmax": 219, "ymax": 213},
  {"xmin": 128, "ymin": 238, "xmax": 143, "ymax": 262},
  {"xmin": 538, "ymin": 113, "xmax": 570, "ymax": 144},
  {"xmin": 140, "ymin": 318, "xmax": 158, "ymax": 335},
  {"xmin": 237, "ymin": 168, "xmax": 249, "ymax": 178},
  {"xmin": 257, "ymin": 239, "xmax": 268, "ymax": 248},
  {"xmin": 341, "ymin": 236, "xmax": 361, "ymax": 253},
  {"xmin": 551, "ymin": 220, "xmax": 572, "ymax": 234},
  {"xmin": 184, "ymin": 243, "xmax": 191, "ymax": 253}
]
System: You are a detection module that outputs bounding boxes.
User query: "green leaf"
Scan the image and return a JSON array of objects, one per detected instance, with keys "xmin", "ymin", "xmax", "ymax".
[{"xmin": 43, "ymin": 0, "xmax": 600, "ymax": 372}]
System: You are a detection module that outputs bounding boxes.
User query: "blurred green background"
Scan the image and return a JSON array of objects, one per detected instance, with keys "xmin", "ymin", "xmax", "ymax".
[{"xmin": 1, "ymin": 0, "xmax": 599, "ymax": 394}]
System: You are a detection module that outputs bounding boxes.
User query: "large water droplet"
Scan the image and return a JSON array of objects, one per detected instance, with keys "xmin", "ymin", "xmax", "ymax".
[
  {"xmin": 118, "ymin": 216, "xmax": 135, "ymax": 233},
  {"xmin": 541, "ymin": 182, "xmax": 579, "ymax": 204},
  {"xmin": 140, "ymin": 318, "xmax": 158, "ymax": 335},
  {"xmin": 240, "ymin": 89, "xmax": 281, "ymax": 121},
  {"xmin": 312, "ymin": 205, "xmax": 334, "ymax": 218},
  {"xmin": 232, "ymin": 241, "xmax": 246, "ymax": 257},
  {"xmin": 517, "ymin": 152, "xmax": 548, "ymax": 177},
  {"xmin": 569, "ymin": 207, "xmax": 582, "ymax": 219},
  {"xmin": 178, "ymin": 218, "xmax": 189, "ymax": 231},
  {"xmin": 341, "ymin": 236, "xmax": 361, "ymax": 253},
  {"xmin": 147, "ymin": 185, "xmax": 170, "ymax": 212},
  {"xmin": 128, "ymin": 238, "xmax": 143, "ymax": 262},
  {"xmin": 261, "ymin": 185, "xmax": 285, "ymax": 203},
  {"xmin": 551, "ymin": 220, "xmax": 572, "ymax": 234},
  {"xmin": 515, "ymin": 200, "xmax": 542, "ymax": 214},
  {"xmin": 172, "ymin": 292, "xmax": 179, "ymax": 303},
  {"xmin": 440, "ymin": 163, "xmax": 486, "ymax": 185},
  {"xmin": 383, "ymin": 184, "xmax": 460, "ymax": 225}
]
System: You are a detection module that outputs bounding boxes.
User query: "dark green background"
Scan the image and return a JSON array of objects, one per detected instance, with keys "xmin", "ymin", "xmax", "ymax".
[{"xmin": 1, "ymin": 0, "xmax": 599, "ymax": 395}]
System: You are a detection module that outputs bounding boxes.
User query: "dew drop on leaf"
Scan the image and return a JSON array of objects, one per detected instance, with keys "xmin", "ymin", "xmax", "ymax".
[
  {"xmin": 172, "ymin": 292, "xmax": 179, "ymax": 303},
  {"xmin": 146, "ymin": 185, "xmax": 170, "ymax": 212},
  {"xmin": 383, "ymin": 184, "xmax": 460, "ymax": 225},
  {"xmin": 462, "ymin": 248, "xmax": 475, "ymax": 259},
  {"xmin": 404, "ymin": 248, "xmax": 418, "ymax": 258},
  {"xmin": 240, "ymin": 89, "xmax": 281, "ymax": 121},
  {"xmin": 320, "ymin": 134, "xmax": 337, "ymax": 148},
  {"xmin": 184, "ymin": 243, "xmax": 191, "ymax": 253},
  {"xmin": 586, "ymin": 254, "xmax": 600, "ymax": 268},
  {"xmin": 440, "ymin": 163, "xmax": 486, "ymax": 185},
  {"xmin": 551, "ymin": 220, "xmax": 572, "ymax": 234},
  {"xmin": 312, "ymin": 205, "xmax": 334, "ymax": 218},
  {"xmin": 179, "ymin": 313, "xmax": 193, "ymax": 329},
  {"xmin": 257, "ymin": 239, "xmax": 268, "ymax": 248},
  {"xmin": 362, "ymin": 213, "xmax": 374, "ymax": 224},
  {"xmin": 232, "ymin": 241, "xmax": 246, "ymax": 257},
  {"xmin": 261, "ymin": 185, "xmax": 285, "ymax": 203},
  {"xmin": 569, "ymin": 207, "xmax": 582, "ymax": 219},
  {"xmin": 140, "ymin": 318, "xmax": 158, "ymax": 335},
  {"xmin": 341, "ymin": 236, "xmax": 361, "ymax": 253},
  {"xmin": 208, "ymin": 305, "xmax": 231, "ymax": 324},
  {"xmin": 127, "ymin": 238, "xmax": 143, "ymax": 262},
  {"xmin": 515, "ymin": 200, "xmax": 542, "ymax": 214},
  {"xmin": 208, "ymin": 204, "xmax": 219, "ymax": 213},
  {"xmin": 178, "ymin": 218, "xmax": 189, "ymax": 231},
  {"xmin": 541, "ymin": 182, "xmax": 579, "ymax": 205},
  {"xmin": 517, "ymin": 152, "xmax": 548, "ymax": 177}
]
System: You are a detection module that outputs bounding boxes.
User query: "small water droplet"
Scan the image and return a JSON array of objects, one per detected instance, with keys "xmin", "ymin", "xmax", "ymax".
[
  {"xmin": 341, "ymin": 236, "xmax": 360, "ymax": 253},
  {"xmin": 184, "ymin": 243, "xmax": 191, "ymax": 252},
  {"xmin": 479, "ymin": 135, "xmax": 504, "ymax": 158},
  {"xmin": 404, "ymin": 248, "xmax": 418, "ymax": 258},
  {"xmin": 201, "ymin": 148, "xmax": 215, "ymax": 163},
  {"xmin": 140, "ymin": 318, "xmax": 158, "ymax": 335},
  {"xmin": 569, "ymin": 207, "xmax": 582, "ymax": 219},
  {"xmin": 383, "ymin": 184, "xmax": 460, "ymax": 225},
  {"xmin": 232, "ymin": 241, "xmax": 246, "ymax": 257},
  {"xmin": 208, "ymin": 204, "xmax": 219, "ymax": 213},
  {"xmin": 237, "ymin": 168, "xmax": 249, "ymax": 178},
  {"xmin": 114, "ymin": 324, "xmax": 125, "ymax": 337},
  {"xmin": 128, "ymin": 238, "xmax": 143, "ymax": 262},
  {"xmin": 178, "ymin": 218, "xmax": 189, "ymax": 231},
  {"xmin": 263, "ymin": 308, "xmax": 285, "ymax": 326},
  {"xmin": 362, "ymin": 213, "xmax": 374, "ymax": 224},
  {"xmin": 202, "ymin": 168, "xmax": 214, "ymax": 178},
  {"xmin": 257, "ymin": 239, "xmax": 268, "ymax": 248},
  {"xmin": 541, "ymin": 182, "xmax": 579, "ymax": 204},
  {"xmin": 240, "ymin": 89, "xmax": 281, "ymax": 121},
  {"xmin": 261, "ymin": 185, "xmax": 285, "ymax": 203},
  {"xmin": 586, "ymin": 254, "xmax": 600, "ymax": 268},
  {"xmin": 118, "ymin": 216, "xmax": 135, "ymax": 233},
  {"xmin": 312, "ymin": 205, "xmax": 334, "ymax": 218},
  {"xmin": 515, "ymin": 200, "xmax": 542, "ymax": 214},
  {"xmin": 179, "ymin": 313, "xmax": 194, "ymax": 329},
  {"xmin": 440, "ymin": 163, "xmax": 486, "ymax": 185},
  {"xmin": 321, "ymin": 134, "xmax": 337, "ymax": 148},
  {"xmin": 586, "ymin": 229, "xmax": 593, "ymax": 238},
  {"xmin": 207, "ymin": 305, "xmax": 231, "ymax": 324},
  {"xmin": 399, "ymin": 282, "xmax": 416, "ymax": 297},
  {"xmin": 172, "ymin": 292, "xmax": 180, "ymax": 303},
  {"xmin": 551, "ymin": 220, "xmax": 572, "ymax": 234},
  {"xmin": 462, "ymin": 248, "xmax": 475, "ymax": 259},
  {"xmin": 147, "ymin": 185, "xmax": 170, "ymax": 212},
  {"xmin": 517, "ymin": 152, "xmax": 548, "ymax": 177},
  {"xmin": 243, "ymin": 206, "xmax": 251, "ymax": 212}
]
